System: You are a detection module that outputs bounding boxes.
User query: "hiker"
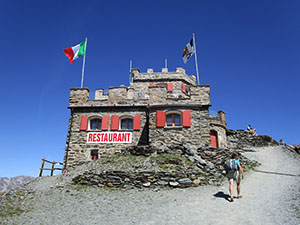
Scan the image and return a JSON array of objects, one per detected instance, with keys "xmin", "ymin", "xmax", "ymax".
[
  {"xmin": 250, "ymin": 127, "xmax": 256, "ymax": 136},
  {"xmin": 247, "ymin": 124, "xmax": 251, "ymax": 131},
  {"xmin": 225, "ymin": 153, "xmax": 245, "ymax": 202},
  {"xmin": 280, "ymin": 139, "xmax": 284, "ymax": 145}
]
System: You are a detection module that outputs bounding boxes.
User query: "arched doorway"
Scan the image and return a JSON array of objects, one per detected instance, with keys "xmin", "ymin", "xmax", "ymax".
[{"xmin": 210, "ymin": 130, "xmax": 219, "ymax": 148}]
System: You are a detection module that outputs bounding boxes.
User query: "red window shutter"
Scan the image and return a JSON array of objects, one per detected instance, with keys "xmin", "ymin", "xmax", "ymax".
[
  {"xmin": 80, "ymin": 116, "xmax": 88, "ymax": 131},
  {"xmin": 133, "ymin": 115, "xmax": 141, "ymax": 130},
  {"xmin": 150, "ymin": 83, "xmax": 157, "ymax": 87},
  {"xmin": 156, "ymin": 110, "xmax": 165, "ymax": 127},
  {"xmin": 111, "ymin": 115, "xmax": 119, "ymax": 130},
  {"xmin": 181, "ymin": 83, "xmax": 186, "ymax": 94},
  {"xmin": 167, "ymin": 82, "xmax": 173, "ymax": 91},
  {"xmin": 101, "ymin": 116, "xmax": 109, "ymax": 130},
  {"xmin": 182, "ymin": 110, "xmax": 191, "ymax": 127}
]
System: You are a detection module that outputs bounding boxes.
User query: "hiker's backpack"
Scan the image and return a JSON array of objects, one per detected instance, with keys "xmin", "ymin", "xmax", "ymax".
[{"xmin": 224, "ymin": 159, "xmax": 238, "ymax": 172}]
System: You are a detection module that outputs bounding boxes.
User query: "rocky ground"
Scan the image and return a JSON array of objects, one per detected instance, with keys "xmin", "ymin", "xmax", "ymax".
[
  {"xmin": 1, "ymin": 146, "xmax": 300, "ymax": 225},
  {"xmin": 285, "ymin": 144, "xmax": 300, "ymax": 154},
  {"xmin": 70, "ymin": 146, "xmax": 259, "ymax": 189}
]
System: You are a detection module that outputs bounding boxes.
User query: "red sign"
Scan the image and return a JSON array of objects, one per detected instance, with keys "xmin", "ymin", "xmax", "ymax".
[{"xmin": 87, "ymin": 132, "xmax": 132, "ymax": 143}]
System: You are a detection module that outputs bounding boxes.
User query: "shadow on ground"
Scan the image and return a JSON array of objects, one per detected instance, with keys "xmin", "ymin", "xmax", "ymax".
[{"xmin": 214, "ymin": 191, "xmax": 231, "ymax": 202}]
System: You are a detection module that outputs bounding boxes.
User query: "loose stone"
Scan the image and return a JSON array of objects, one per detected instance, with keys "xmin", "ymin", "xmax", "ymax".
[{"xmin": 142, "ymin": 182, "xmax": 151, "ymax": 187}]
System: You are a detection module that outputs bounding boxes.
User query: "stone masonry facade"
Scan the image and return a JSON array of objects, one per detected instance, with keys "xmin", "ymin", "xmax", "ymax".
[{"xmin": 64, "ymin": 68, "xmax": 228, "ymax": 168}]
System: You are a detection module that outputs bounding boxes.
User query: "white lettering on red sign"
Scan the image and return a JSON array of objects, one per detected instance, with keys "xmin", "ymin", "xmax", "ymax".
[{"xmin": 87, "ymin": 132, "xmax": 132, "ymax": 143}]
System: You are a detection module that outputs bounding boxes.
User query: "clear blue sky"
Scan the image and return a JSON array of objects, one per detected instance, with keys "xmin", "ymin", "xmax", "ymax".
[{"xmin": 1, "ymin": 0, "xmax": 299, "ymax": 177}]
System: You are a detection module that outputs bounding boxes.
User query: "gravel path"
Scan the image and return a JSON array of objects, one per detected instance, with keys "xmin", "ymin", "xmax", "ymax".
[{"xmin": 5, "ymin": 146, "xmax": 300, "ymax": 225}]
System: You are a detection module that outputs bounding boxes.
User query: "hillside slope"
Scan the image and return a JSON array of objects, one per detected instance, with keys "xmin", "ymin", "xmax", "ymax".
[{"xmin": 1, "ymin": 146, "xmax": 300, "ymax": 225}]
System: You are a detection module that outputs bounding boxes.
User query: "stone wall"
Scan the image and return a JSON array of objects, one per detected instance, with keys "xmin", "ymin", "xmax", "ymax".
[
  {"xmin": 65, "ymin": 105, "xmax": 215, "ymax": 169},
  {"xmin": 149, "ymin": 107, "xmax": 211, "ymax": 149},
  {"xmin": 64, "ymin": 108, "xmax": 148, "ymax": 168},
  {"xmin": 226, "ymin": 129, "xmax": 279, "ymax": 149}
]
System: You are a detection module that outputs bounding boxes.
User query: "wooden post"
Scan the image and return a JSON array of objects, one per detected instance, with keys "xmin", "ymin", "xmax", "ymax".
[
  {"xmin": 50, "ymin": 160, "xmax": 55, "ymax": 176},
  {"xmin": 39, "ymin": 158, "xmax": 45, "ymax": 177}
]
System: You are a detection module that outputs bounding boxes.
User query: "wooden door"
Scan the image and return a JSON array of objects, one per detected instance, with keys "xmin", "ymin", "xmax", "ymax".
[{"xmin": 210, "ymin": 130, "xmax": 218, "ymax": 148}]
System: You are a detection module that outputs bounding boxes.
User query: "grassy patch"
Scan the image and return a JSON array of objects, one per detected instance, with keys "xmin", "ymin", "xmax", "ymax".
[
  {"xmin": 0, "ymin": 199, "xmax": 26, "ymax": 219},
  {"xmin": 94, "ymin": 153, "xmax": 196, "ymax": 172},
  {"xmin": 104, "ymin": 154, "xmax": 146, "ymax": 164},
  {"xmin": 151, "ymin": 153, "xmax": 193, "ymax": 165},
  {"xmin": 292, "ymin": 204, "xmax": 300, "ymax": 219},
  {"xmin": 72, "ymin": 153, "xmax": 201, "ymax": 188}
]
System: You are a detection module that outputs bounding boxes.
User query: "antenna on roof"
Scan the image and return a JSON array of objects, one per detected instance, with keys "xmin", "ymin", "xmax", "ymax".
[
  {"xmin": 129, "ymin": 60, "xmax": 132, "ymax": 84},
  {"xmin": 165, "ymin": 59, "xmax": 168, "ymax": 69}
]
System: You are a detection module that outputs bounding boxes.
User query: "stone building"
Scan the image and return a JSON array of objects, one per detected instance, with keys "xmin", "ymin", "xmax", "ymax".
[{"xmin": 64, "ymin": 68, "xmax": 227, "ymax": 168}]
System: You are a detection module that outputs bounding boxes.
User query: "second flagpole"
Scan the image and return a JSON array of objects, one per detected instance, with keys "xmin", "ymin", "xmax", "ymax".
[
  {"xmin": 81, "ymin": 37, "xmax": 88, "ymax": 88},
  {"xmin": 192, "ymin": 33, "xmax": 200, "ymax": 85}
]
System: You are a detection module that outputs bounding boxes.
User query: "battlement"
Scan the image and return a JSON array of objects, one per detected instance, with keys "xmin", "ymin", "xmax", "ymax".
[
  {"xmin": 210, "ymin": 110, "xmax": 227, "ymax": 128},
  {"xmin": 69, "ymin": 68, "xmax": 210, "ymax": 108},
  {"xmin": 132, "ymin": 67, "xmax": 196, "ymax": 85}
]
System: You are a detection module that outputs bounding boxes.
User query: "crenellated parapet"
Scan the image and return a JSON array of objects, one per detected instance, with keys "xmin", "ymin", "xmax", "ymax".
[
  {"xmin": 132, "ymin": 67, "xmax": 196, "ymax": 85},
  {"xmin": 69, "ymin": 88, "xmax": 90, "ymax": 107},
  {"xmin": 210, "ymin": 111, "xmax": 227, "ymax": 128},
  {"xmin": 68, "ymin": 68, "xmax": 210, "ymax": 108}
]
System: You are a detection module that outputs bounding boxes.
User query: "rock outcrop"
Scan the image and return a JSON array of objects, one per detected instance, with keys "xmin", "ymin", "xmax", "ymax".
[
  {"xmin": 72, "ymin": 145, "xmax": 259, "ymax": 189},
  {"xmin": 226, "ymin": 129, "xmax": 279, "ymax": 149},
  {"xmin": 284, "ymin": 144, "xmax": 300, "ymax": 154}
]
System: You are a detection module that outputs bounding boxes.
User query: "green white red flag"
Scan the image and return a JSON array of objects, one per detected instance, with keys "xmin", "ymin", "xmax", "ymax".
[{"xmin": 63, "ymin": 40, "xmax": 86, "ymax": 64}]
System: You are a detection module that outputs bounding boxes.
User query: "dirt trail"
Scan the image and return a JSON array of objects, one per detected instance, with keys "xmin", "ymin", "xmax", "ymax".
[{"xmin": 5, "ymin": 146, "xmax": 300, "ymax": 225}]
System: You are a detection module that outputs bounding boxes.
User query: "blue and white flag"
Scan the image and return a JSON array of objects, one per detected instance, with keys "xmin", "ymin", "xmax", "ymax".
[{"xmin": 182, "ymin": 38, "xmax": 194, "ymax": 64}]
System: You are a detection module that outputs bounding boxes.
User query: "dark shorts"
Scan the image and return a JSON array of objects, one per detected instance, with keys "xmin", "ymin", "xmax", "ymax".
[{"xmin": 227, "ymin": 170, "xmax": 241, "ymax": 183}]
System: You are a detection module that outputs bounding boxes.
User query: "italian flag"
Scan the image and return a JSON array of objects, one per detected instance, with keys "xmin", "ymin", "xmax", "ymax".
[{"xmin": 63, "ymin": 40, "xmax": 86, "ymax": 64}]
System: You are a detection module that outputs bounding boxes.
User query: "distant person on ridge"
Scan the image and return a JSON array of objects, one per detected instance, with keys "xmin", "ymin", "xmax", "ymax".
[
  {"xmin": 225, "ymin": 153, "xmax": 245, "ymax": 202},
  {"xmin": 251, "ymin": 127, "xmax": 256, "ymax": 136},
  {"xmin": 247, "ymin": 125, "xmax": 251, "ymax": 131}
]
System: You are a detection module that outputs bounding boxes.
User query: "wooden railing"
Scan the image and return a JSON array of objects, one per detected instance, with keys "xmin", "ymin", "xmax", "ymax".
[{"xmin": 39, "ymin": 158, "xmax": 63, "ymax": 177}]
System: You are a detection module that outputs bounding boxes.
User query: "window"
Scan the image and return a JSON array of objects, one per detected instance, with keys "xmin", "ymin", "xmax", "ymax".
[
  {"xmin": 90, "ymin": 118, "xmax": 102, "ymax": 130},
  {"xmin": 156, "ymin": 110, "xmax": 190, "ymax": 128},
  {"xmin": 166, "ymin": 113, "xmax": 181, "ymax": 127},
  {"xmin": 91, "ymin": 150, "xmax": 98, "ymax": 160},
  {"xmin": 121, "ymin": 118, "xmax": 133, "ymax": 130}
]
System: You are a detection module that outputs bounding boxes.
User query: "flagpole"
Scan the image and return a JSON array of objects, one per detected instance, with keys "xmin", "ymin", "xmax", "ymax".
[
  {"xmin": 81, "ymin": 37, "xmax": 87, "ymax": 88},
  {"xmin": 129, "ymin": 60, "xmax": 132, "ymax": 84},
  {"xmin": 192, "ymin": 33, "xmax": 200, "ymax": 85}
]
